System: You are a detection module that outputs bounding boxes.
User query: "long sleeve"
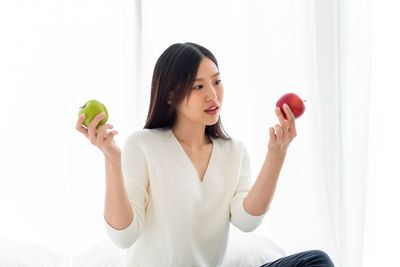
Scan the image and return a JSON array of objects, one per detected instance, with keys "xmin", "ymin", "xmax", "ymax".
[
  {"xmin": 229, "ymin": 141, "xmax": 266, "ymax": 232},
  {"xmin": 104, "ymin": 131, "xmax": 150, "ymax": 249}
]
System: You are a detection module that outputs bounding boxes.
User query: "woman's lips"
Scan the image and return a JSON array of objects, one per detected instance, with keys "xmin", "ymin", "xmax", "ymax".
[{"xmin": 205, "ymin": 107, "xmax": 218, "ymax": 115}]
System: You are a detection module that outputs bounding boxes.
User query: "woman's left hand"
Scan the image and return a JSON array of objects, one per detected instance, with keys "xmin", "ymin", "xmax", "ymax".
[{"xmin": 268, "ymin": 103, "xmax": 297, "ymax": 154}]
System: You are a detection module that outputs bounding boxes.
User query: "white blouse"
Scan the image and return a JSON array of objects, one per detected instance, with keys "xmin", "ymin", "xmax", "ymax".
[{"xmin": 104, "ymin": 128, "xmax": 267, "ymax": 267}]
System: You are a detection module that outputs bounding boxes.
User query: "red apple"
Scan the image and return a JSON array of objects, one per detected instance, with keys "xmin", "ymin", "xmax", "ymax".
[{"xmin": 276, "ymin": 93, "xmax": 306, "ymax": 119}]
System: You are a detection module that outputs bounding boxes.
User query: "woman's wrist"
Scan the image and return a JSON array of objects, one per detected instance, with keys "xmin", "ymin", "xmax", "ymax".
[{"xmin": 104, "ymin": 154, "xmax": 121, "ymax": 165}]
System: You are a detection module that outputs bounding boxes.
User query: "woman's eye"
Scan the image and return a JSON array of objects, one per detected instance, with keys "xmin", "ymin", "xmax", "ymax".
[{"xmin": 193, "ymin": 80, "xmax": 221, "ymax": 90}]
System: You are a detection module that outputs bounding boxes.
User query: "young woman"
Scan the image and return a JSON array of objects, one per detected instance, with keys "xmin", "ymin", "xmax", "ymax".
[{"xmin": 76, "ymin": 42, "xmax": 334, "ymax": 267}]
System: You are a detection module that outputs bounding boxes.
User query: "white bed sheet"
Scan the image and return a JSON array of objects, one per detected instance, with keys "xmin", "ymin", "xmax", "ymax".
[{"xmin": 0, "ymin": 228, "xmax": 286, "ymax": 267}]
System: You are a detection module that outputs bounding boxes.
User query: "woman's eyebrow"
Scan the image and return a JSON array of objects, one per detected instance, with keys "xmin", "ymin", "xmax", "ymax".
[{"xmin": 195, "ymin": 72, "xmax": 220, "ymax": 81}]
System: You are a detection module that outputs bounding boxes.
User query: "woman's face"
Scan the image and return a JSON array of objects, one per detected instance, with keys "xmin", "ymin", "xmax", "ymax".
[{"xmin": 174, "ymin": 57, "xmax": 224, "ymax": 126}]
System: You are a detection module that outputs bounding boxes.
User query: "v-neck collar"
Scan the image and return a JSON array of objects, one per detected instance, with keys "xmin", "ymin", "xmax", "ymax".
[{"xmin": 168, "ymin": 128, "xmax": 216, "ymax": 183}]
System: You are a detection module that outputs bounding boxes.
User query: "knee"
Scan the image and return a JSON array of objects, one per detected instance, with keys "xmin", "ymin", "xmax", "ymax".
[{"xmin": 309, "ymin": 250, "xmax": 335, "ymax": 266}]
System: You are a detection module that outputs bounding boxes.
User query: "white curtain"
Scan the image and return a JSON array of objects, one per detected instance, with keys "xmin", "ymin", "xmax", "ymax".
[
  {"xmin": 363, "ymin": 0, "xmax": 400, "ymax": 266},
  {"xmin": 0, "ymin": 0, "xmax": 141, "ymax": 257},
  {"xmin": 1, "ymin": 0, "xmax": 399, "ymax": 266}
]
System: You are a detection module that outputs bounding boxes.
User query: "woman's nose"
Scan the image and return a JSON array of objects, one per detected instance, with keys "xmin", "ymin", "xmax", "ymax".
[{"xmin": 207, "ymin": 86, "xmax": 218, "ymax": 99}]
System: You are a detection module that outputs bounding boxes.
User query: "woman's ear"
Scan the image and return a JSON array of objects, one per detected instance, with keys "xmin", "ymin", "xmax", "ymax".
[{"xmin": 167, "ymin": 91, "xmax": 174, "ymax": 105}]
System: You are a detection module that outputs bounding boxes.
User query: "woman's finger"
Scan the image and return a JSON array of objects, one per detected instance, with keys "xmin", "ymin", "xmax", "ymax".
[
  {"xmin": 96, "ymin": 124, "xmax": 114, "ymax": 145},
  {"xmin": 282, "ymin": 104, "xmax": 296, "ymax": 134},
  {"xmin": 269, "ymin": 127, "xmax": 276, "ymax": 142},
  {"xmin": 275, "ymin": 106, "xmax": 289, "ymax": 129},
  {"xmin": 88, "ymin": 113, "xmax": 106, "ymax": 144},
  {"xmin": 76, "ymin": 113, "xmax": 89, "ymax": 138},
  {"xmin": 275, "ymin": 124, "xmax": 284, "ymax": 142},
  {"xmin": 105, "ymin": 130, "xmax": 118, "ymax": 145}
]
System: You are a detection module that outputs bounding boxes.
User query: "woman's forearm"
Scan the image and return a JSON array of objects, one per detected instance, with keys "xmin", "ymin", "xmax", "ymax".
[
  {"xmin": 104, "ymin": 156, "xmax": 134, "ymax": 230},
  {"xmin": 243, "ymin": 150, "xmax": 287, "ymax": 216}
]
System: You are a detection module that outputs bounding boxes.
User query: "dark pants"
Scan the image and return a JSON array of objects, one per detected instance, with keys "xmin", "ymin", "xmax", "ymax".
[{"xmin": 259, "ymin": 249, "xmax": 334, "ymax": 267}]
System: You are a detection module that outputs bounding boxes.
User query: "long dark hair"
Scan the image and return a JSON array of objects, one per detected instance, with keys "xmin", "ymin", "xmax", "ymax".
[{"xmin": 143, "ymin": 42, "xmax": 231, "ymax": 141}]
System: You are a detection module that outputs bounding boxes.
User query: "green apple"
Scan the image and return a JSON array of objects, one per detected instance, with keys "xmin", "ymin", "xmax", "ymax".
[{"xmin": 78, "ymin": 99, "xmax": 108, "ymax": 129}]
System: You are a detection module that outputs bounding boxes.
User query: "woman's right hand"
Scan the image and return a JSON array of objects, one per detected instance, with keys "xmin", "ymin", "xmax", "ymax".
[{"xmin": 76, "ymin": 112, "xmax": 121, "ymax": 160}]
